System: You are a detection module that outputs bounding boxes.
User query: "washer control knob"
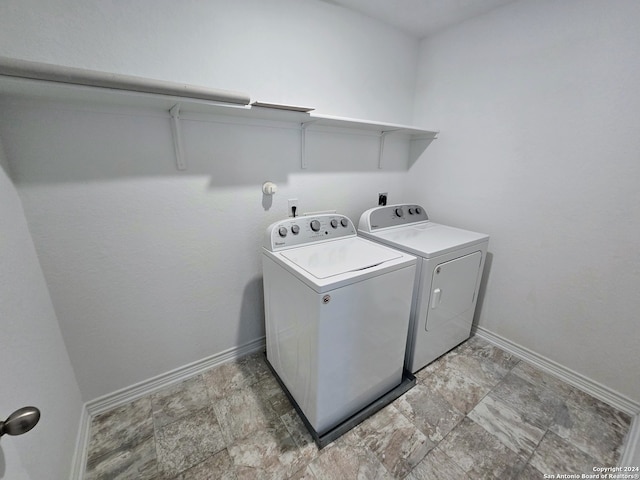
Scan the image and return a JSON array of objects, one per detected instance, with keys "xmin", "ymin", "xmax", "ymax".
[
  {"xmin": 415, "ymin": 207, "xmax": 422, "ymax": 215},
  {"xmin": 395, "ymin": 207, "xmax": 404, "ymax": 217},
  {"xmin": 340, "ymin": 218, "xmax": 349, "ymax": 227},
  {"xmin": 278, "ymin": 227, "xmax": 287, "ymax": 237},
  {"xmin": 291, "ymin": 225, "xmax": 300, "ymax": 235},
  {"xmin": 330, "ymin": 219, "xmax": 338, "ymax": 228},
  {"xmin": 408, "ymin": 208, "xmax": 415, "ymax": 215},
  {"xmin": 310, "ymin": 220, "xmax": 321, "ymax": 232}
]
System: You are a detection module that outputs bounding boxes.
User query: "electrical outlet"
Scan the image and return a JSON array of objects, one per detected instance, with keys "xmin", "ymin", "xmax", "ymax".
[
  {"xmin": 288, "ymin": 199, "xmax": 299, "ymax": 217},
  {"xmin": 378, "ymin": 193, "xmax": 388, "ymax": 206}
]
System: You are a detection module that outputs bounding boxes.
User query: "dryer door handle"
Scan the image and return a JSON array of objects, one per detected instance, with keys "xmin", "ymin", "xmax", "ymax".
[{"xmin": 431, "ymin": 288, "xmax": 442, "ymax": 309}]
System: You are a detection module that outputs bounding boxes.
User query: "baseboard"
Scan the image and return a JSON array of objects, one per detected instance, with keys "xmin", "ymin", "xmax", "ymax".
[
  {"xmin": 70, "ymin": 337, "xmax": 266, "ymax": 479},
  {"xmin": 69, "ymin": 404, "xmax": 91, "ymax": 480},
  {"xmin": 86, "ymin": 336, "xmax": 266, "ymax": 416},
  {"xmin": 474, "ymin": 327, "xmax": 640, "ymax": 416},
  {"xmin": 619, "ymin": 414, "xmax": 640, "ymax": 467}
]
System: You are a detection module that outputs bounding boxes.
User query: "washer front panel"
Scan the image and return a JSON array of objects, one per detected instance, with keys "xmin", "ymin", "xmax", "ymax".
[{"xmin": 263, "ymin": 260, "xmax": 413, "ymax": 434}]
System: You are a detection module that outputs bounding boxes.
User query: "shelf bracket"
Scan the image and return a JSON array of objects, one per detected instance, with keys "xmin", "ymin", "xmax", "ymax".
[
  {"xmin": 300, "ymin": 121, "xmax": 316, "ymax": 169},
  {"xmin": 169, "ymin": 104, "xmax": 187, "ymax": 171},
  {"xmin": 378, "ymin": 131, "xmax": 391, "ymax": 169}
]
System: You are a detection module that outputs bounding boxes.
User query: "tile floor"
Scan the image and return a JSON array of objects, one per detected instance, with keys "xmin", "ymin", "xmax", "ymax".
[{"xmin": 84, "ymin": 336, "xmax": 632, "ymax": 479}]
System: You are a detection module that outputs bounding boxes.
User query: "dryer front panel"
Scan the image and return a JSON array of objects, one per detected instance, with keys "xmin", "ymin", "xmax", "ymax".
[
  {"xmin": 426, "ymin": 251, "xmax": 483, "ymax": 332},
  {"xmin": 406, "ymin": 241, "xmax": 488, "ymax": 373}
]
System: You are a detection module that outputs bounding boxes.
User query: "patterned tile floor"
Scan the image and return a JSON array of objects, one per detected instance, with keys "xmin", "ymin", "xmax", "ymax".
[{"xmin": 84, "ymin": 336, "xmax": 632, "ymax": 479}]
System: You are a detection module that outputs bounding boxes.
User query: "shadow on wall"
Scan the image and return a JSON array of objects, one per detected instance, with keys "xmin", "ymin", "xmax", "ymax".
[
  {"xmin": 471, "ymin": 251, "xmax": 493, "ymax": 334},
  {"xmin": 0, "ymin": 103, "xmax": 416, "ymax": 187},
  {"xmin": 237, "ymin": 276, "xmax": 266, "ymax": 346},
  {"xmin": 409, "ymin": 137, "xmax": 435, "ymax": 168},
  {"xmin": 0, "ymin": 445, "xmax": 5, "ymax": 478}
]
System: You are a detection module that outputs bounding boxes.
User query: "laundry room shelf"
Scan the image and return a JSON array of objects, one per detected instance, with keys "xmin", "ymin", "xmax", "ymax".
[
  {"xmin": 0, "ymin": 68, "xmax": 438, "ymax": 170},
  {"xmin": 308, "ymin": 113, "xmax": 437, "ymax": 139},
  {"xmin": 0, "ymin": 75, "xmax": 437, "ymax": 134},
  {"xmin": 297, "ymin": 113, "xmax": 438, "ymax": 169}
]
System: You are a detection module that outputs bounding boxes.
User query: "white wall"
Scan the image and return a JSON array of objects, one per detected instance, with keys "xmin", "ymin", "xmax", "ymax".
[
  {"xmin": 0, "ymin": 0, "xmax": 419, "ymax": 401},
  {"xmin": 0, "ymin": 0, "xmax": 416, "ymax": 125},
  {"xmin": 408, "ymin": 0, "xmax": 640, "ymax": 403},
  {"xmin": 0, "ymin": 141, "xmax": 83, "ymax": 479}
]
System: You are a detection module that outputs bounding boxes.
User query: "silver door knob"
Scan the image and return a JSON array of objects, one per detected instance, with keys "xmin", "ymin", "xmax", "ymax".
[{"xmin": 0, "ymin": 406, "xmax": 41, "ymax": 437}]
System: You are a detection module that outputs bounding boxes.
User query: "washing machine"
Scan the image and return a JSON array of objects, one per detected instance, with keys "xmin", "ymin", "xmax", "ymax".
[
  {"xmin": 262, "ymin": 213, "xmax": 416, "ymax": 446},
  {"xmin": 358, "ymin": 204, "xmax": 489, "ymax": 374}
]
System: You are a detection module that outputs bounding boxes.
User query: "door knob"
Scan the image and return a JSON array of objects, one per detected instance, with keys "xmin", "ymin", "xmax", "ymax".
[{"xmin": 0, "ymin": 406, "xmax": 41, "ymax": 437}]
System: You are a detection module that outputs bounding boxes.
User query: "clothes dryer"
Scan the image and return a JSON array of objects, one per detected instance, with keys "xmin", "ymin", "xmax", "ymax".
[
  {"xmin": 262, "ymin": 213, "xmax": 416, "ymax": 446},
  {"xmin": 358, "ymin": 205, "xmax": 489, "ymax": 373}
]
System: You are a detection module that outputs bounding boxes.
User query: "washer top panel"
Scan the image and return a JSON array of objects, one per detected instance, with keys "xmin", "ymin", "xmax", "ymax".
[
  {"xmin": 280, "ymin": 237, "xmax": 402, "ymax": 279},
  {"xmin": 264, "ymin": 214, "xmax": 416, "ymax": 293}
]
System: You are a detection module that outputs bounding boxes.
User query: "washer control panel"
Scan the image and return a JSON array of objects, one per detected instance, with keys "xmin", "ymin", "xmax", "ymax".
[
  {"xmin": 358, "ymin": 204, "xmax": 429, "ymax": 232},
  {"xmin": 264, "ymin": 214, "xmax": 356, "ymax": 251}
]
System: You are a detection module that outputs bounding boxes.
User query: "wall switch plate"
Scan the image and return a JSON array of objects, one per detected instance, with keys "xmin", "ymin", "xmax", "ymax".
[
  {"xmin": 288, "ymin": 199, "xmax": 299, "ymax": 217},
  {"xmin": 378, "ymin": 193, "xmax": 388, "ymax": 206}
]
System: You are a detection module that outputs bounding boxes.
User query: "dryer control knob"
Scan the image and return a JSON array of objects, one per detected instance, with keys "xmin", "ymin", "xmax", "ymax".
[
  {"xmin": 408, "ymin": 208, "xmax": 415, "ymax": 214},
  {"xmin": 291, "ymin": 225, "xmax": 300, "ymax": 235},
  {"xmin": 278, "ymin": 227, "xmax": 287, "ymax": 237},
  {"xmin": 415, "ymin": 207, "xmax": 422, "ymax": 214},
  {"xmin": 330, "ymin": 219, "xmax": 338, "ymax": 228},
  {"xmin": 395, "ymin": 207, "xmax": 404, "ymax": 217},
  {"xmin": 340, "ymin": 218, "xmax": 349, "ymax": 227},
  {"xmin": 310, "ymin": 220, "xmax": 321, "ymax": 232}
]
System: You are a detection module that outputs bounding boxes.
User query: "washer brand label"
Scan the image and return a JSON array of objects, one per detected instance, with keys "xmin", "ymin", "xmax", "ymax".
[{"xmin": 275, "ymin": 241, "xmax": 285, "ymax": 246}]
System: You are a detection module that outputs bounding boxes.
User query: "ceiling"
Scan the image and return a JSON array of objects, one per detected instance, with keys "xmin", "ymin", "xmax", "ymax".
[{"xmin": 324, "ymin": 0, "xmax": 518, "ymax": 39}]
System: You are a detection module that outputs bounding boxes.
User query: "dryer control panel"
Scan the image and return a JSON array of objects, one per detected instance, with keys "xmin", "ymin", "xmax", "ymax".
[
  {"xmin": 358, "ymin": 204, "xmax": 429, "ymax": 233},
  {"xmin": 264, "ymin": 214, "xmax": 356, "ymax": 251}
]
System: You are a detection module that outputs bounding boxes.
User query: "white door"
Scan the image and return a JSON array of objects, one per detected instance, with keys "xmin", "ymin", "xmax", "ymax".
[{"xmin": 1, "ymin": 161, "xmax": 83, "ymax": 480}]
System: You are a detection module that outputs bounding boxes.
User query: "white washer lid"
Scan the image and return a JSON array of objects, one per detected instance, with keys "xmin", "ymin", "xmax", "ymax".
[
  {"xmin": 371, "ymin": 222, "xmax": 489, "ymax": 258},
  {"xmin": 280, "ymin": 237, "xmax": 402, "ymax": 279}
]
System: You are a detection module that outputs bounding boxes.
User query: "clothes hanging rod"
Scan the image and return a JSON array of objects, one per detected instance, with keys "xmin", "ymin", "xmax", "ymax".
[{"xmin": 0, "ymin": 56, "xmax": 251, "ymax": 106}]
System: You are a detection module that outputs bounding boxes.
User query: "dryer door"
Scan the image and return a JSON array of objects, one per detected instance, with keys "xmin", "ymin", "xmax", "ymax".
[{"xmin": 426, "ymin": 251, "xmax": 483, "ymax": 332}]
